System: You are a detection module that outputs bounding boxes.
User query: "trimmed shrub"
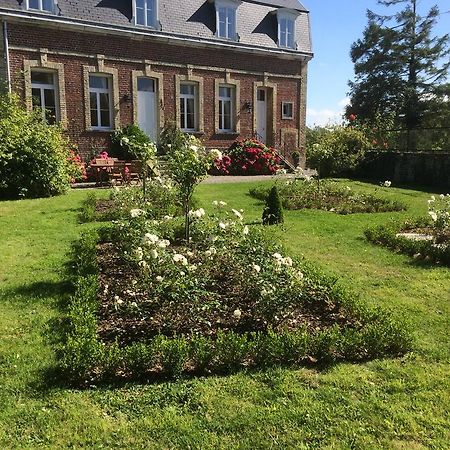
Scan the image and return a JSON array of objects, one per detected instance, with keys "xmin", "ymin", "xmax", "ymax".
[
  {"xmin": 0, "ymin": 94, "xmax": 80, "ymax": 199},
  {"xmin": 262, "ymin": 185, "xmax": 284, "ymax": 225}
]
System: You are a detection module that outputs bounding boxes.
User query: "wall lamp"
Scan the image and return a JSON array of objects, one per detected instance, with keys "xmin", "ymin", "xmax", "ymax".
[{"xmin": 243, "ymin": 101, "xmax": 253, "ymax": 113}]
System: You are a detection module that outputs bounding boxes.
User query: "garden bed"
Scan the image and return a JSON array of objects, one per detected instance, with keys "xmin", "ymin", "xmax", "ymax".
[
  {"xmin": 60, "ymin": 189, "xmax": 412, "ymax": 384},
  {"xmin": 249, "ymin": 179, "xmax": 406, "ymax": 214},
  {"xmin": 365, "ymin": 217, "xmax": 450, "ymax": 265}
]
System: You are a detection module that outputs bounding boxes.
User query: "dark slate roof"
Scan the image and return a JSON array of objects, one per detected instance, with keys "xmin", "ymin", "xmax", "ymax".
[
  {"xmin": 0, "ymin": 0, "xmax": 312, "ymax": 55},
  {"xmin": 247, "ymin": 0, "xmax": 308, "ymax": 13}
]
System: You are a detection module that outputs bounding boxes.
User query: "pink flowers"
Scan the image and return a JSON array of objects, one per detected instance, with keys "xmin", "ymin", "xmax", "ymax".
[{"xmin": 212, "ymin": 138, "xmax": 281, "ymax": 176}]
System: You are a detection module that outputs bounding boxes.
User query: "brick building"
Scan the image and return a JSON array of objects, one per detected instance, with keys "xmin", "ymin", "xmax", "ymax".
[{"xmin": 0, "ymin": 0, "xmax": 312, "ymax": 162}]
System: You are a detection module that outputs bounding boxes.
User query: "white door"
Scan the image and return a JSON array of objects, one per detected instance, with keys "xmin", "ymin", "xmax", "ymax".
[
  {"xmin": 137, "ymin": 77, "xmax": 157, "ymax": 141},
  {"xmin": 256, "ymin": 88, "xmax": 267, "ymax": 143}
]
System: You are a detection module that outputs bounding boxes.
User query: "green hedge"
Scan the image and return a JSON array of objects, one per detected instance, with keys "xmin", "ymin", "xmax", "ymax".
[{"xmin": 365, "ymin": 218, "xmax": 450, "ymax": 265}]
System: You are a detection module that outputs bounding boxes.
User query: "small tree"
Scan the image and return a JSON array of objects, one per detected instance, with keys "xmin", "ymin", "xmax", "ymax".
[
  {"xmin": 166, "ymin": 131, "xmax": 218, "ymax": 243},
  {"xmin": 118, "ymin": 128, "xmax": 158, "ymax": 198},
  {"xmin": 262, "ymin": 185, "xmax": 284, "ymax": 225}
]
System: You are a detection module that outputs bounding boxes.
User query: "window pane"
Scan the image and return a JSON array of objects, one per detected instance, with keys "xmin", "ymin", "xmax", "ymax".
[
  {"xmin": 220, "ymin": 87, "xmax": 232, "ymax": 98},
  {"xmin": 43, "ymin": 88, "xmax": 56, "ymax": 109},
  {"xmin": 283, "ymin": 103, "xmax": 293, "ymax": 118},
  {"xmin": 99, "ymin": 92, "xmax": 109, "ymax": 111},
  {"xmin": 90, "ymin": 93, "xmax": 98, "ymax": 127},
  {"xmin": 42, "ymin": 0, "xmax": 53, "ymax": 11},
  {"xmin": 100, "ymin": 109, "xmax": 111, "ymax": 128},
  {"xmin": 136, "ymin": 0, "xmax": 145, "ymax": 7},
  {"xmin": 146, "ymin": 9, "xmax": 154, "ymax": 26},
  {"xmin": 228, "ymin": 8, "xmax": 236, "ymax": 38},
  {"xmin": 186, "ymin": 98, "xmax": 195, "ymax": 129},
  {"xmin": 136, "ymin": 7, "xmax": 145, "ymax": 25},
  {"xmin": 180, "ymin": 99, "xmax": 186, "ymax": 128},
  {"xmin": 257, "ymin": 90, "xmax": 265, "ymax": 101},
  {"xmin": 31, "ymin": 71, "xmax": 54, "ymax": 85},
  {"xmin": 180, "ymin": 84, "xmax": 194, "ymax": 96},
  {"xmin": 89, "ymin": 76, "xmax": 108, "ymax": 90},
  {"xmin": 29, "ymin": 0, "xmax": 40, "ymax": 9},
  {"xmin": 138, "ymin": 78, "xmax": 155, "ymax": 92},
  {"xmin": 31, "ymin": 88, "xmax": 42, "ymax": 108}
]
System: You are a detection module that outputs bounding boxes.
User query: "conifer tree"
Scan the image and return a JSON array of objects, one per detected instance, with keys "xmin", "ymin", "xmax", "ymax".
[
  {"xmin": 348, "ymin": 0, "xmax": 449, "ymax": 149},
  {"xmin": 262, "ymin": 186, "xmax": 284, "ymax": 225}
]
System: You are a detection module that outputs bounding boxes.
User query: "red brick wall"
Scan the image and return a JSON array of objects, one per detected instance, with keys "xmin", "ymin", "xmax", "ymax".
[{"xmin": 7, "ymin": 22, "xmax": 304, "ymax": 161}]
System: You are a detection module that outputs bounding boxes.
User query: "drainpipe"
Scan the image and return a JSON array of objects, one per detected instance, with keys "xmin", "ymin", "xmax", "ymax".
[{"xmin": 3, "ymin": 20, "xmax": 11, "ymax": 93}]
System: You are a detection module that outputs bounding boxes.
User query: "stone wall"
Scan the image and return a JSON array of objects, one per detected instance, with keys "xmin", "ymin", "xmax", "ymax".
[{"xmin": 358, "ymin": 151, "xmax": 450, "ymax": 189}]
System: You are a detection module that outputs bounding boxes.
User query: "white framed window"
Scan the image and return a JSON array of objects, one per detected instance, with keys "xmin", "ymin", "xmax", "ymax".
[
  {"xmin": 214, "ymin": 0, "xmax": 240, "ymax": 40},
  {"xmin": 282, "ymin": 102, "xmax": 294, "ymax": 119},
  {"xmin": 218, "ymin": 85, "xmax": 235, "ymax": 132},
  {"xmin": 180, "ymin": 83, "xmax": 198, "ymax": 131},
  {"xmin": 26, "ymin": 0, "xmax": 55, "ymax": 12},
  {"xmin": 89, "ymin": 75, "xmax": 112, "ymax": 130},
  {"xmin": 134, "ymin": 0, "xmax": 158, "ymax": 28},
  {"xmin": 277, "ymin": 10, "xmax": 296, "ymax": 49},
  {"xmin": 31, "ymin": 70, "xmax": 58, "ymax": 124}
]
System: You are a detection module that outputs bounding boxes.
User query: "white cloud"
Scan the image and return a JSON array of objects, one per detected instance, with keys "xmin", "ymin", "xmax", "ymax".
[
  {"xmin": 338, "ymin": 97, "xmax": 351, "ymax": 107},
  {"xmin": 306, "ymin": 98, "xmax": 350, "ymax": 127},
  {"xmin": 306, "ymin": 108, "xmax": 341, "ymax": 127}
]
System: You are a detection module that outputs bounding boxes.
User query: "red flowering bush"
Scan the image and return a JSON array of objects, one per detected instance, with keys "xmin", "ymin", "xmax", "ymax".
[
  {"xmin": 214, "ymin": 138, "xmax": 281, "ymax": 175},
  {"xmin": 67, "ymin": 147, "xmax": 87, "ymax": 182}
]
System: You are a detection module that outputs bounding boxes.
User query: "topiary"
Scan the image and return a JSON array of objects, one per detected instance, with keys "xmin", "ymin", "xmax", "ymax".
[{"xmin": 262, "ymin": 185, "xmax": 284, "ymax": 225}]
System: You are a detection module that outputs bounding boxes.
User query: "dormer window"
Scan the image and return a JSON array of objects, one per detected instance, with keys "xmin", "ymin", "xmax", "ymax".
[
  {"xmin": 27, "ymin": 0, "xmax": 55, "ymax": 13},
  {"xmin": 277, "ymin": 10, "xmax": 298, "ymax": 49},
  {"xmin": 134, "ymin": 0, "xmax": 158, "ymax": 28},
  {"xmin": 214, "ymin": 0, "xmax": 240, "ymax": 40}
]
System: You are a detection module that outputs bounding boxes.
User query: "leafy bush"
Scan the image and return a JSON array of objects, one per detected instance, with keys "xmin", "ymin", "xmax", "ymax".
[
  {"xmin": 250, "ymin": 179, "xmax": 406, "ymax": 214},
  {"xmin": 111, "ymin": 124, "xmax": 152, "ymax": 160},
  {"xmin": 0, "ymin": 94, "xmax": 80, "ymax": 199},
  {"xmin": 262, "ymin": 185, "xmax": 284, "ymax": 225},
  {"xmin": 213, "ymin": 138, "xmax": 281, "ymax": 175},
  {"xmin": 306, "ymin": 125, "xmax": 370, "ymax": 178}
]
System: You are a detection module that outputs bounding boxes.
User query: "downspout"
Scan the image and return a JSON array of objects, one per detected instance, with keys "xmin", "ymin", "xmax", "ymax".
[{"xmin": 3, "ymin": 20, "xmax": 11, "ymax": 93}]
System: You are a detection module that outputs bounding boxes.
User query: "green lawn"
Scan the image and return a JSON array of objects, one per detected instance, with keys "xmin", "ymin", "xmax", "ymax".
[{"xmin": 0, "ymin": 181, "xmax": 449, "ymax": 449}]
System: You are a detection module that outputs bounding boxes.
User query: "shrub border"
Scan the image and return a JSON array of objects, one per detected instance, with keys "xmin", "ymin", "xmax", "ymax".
[
  {"xmin": 364, "ymin": 218, "xmax": 450, "ymax": 266},
  {"xmin": 59, "ymin": 229, "xmax": 413, "ymax": 384}
]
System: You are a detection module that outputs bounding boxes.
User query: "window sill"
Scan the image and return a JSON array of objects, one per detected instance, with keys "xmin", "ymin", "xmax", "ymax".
[
  {"xmin": 281, "ymin": 117, "xmax": 294, "ymax": 120},
  {"xmin": 216, "ymin": 130, "xmax": 239, "ymax": 135},
  {"xmin": 87, "ymin": 128, "xmax": 114, "ymax": 133}
]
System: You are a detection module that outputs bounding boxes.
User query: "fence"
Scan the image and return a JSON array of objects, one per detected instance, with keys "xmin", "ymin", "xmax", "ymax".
[{"xmin": 357, "ymin": 151, "xmax": 450, "ymax": 189}]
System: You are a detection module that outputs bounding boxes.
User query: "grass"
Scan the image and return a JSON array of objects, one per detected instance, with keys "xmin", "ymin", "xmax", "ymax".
[{"xmin": 0, "ymin": 180, "xmax": 449, "ymax": 448}]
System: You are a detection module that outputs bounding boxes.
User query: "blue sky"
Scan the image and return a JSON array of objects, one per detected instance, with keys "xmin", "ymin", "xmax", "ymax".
[{"xmin": 305, "ymin": 0, "xmax": 450, "ymax": 127}]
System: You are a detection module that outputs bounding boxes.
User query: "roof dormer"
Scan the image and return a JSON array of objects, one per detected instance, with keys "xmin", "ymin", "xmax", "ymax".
[
  {"xmin": 276, "ymin": 8, "xmax": 300, "ymax": 49},
  {"xmin": 25, "ymin": 0, "xmax": 56, "ymax": 14},
  {"xmin": 213, "ymin": 0, "xmax": 242, "ymax": 41}
]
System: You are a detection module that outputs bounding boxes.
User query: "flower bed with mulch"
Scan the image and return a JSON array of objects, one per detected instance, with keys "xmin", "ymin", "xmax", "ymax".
[
  {"xmin": 60, "ymin": 187, "xmax": 412, "ymax": 384},
  {"xmin": 249, "ymin": 179, "xmax": 406, "ymax": 214}
]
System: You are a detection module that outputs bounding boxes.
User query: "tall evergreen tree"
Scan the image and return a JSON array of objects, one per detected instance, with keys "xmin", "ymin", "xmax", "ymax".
[{"xmin": 347, "ymin": 0, "xmax": 449, "ymax": 149}]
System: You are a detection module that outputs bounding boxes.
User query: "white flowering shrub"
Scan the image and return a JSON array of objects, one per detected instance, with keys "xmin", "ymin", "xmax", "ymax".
[
  {"xmin": 165, "ymin": 132, "xmax": 217, "ymax": 242},
  {"xmin": 428, "ymin": 194, "xmax": 450, "ymax": 235}
]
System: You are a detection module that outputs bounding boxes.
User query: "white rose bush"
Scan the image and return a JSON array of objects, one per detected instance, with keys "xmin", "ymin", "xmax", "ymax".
[{"xmin": 365, "ymin": 194, "xmax": 450, "ymax": 265}]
